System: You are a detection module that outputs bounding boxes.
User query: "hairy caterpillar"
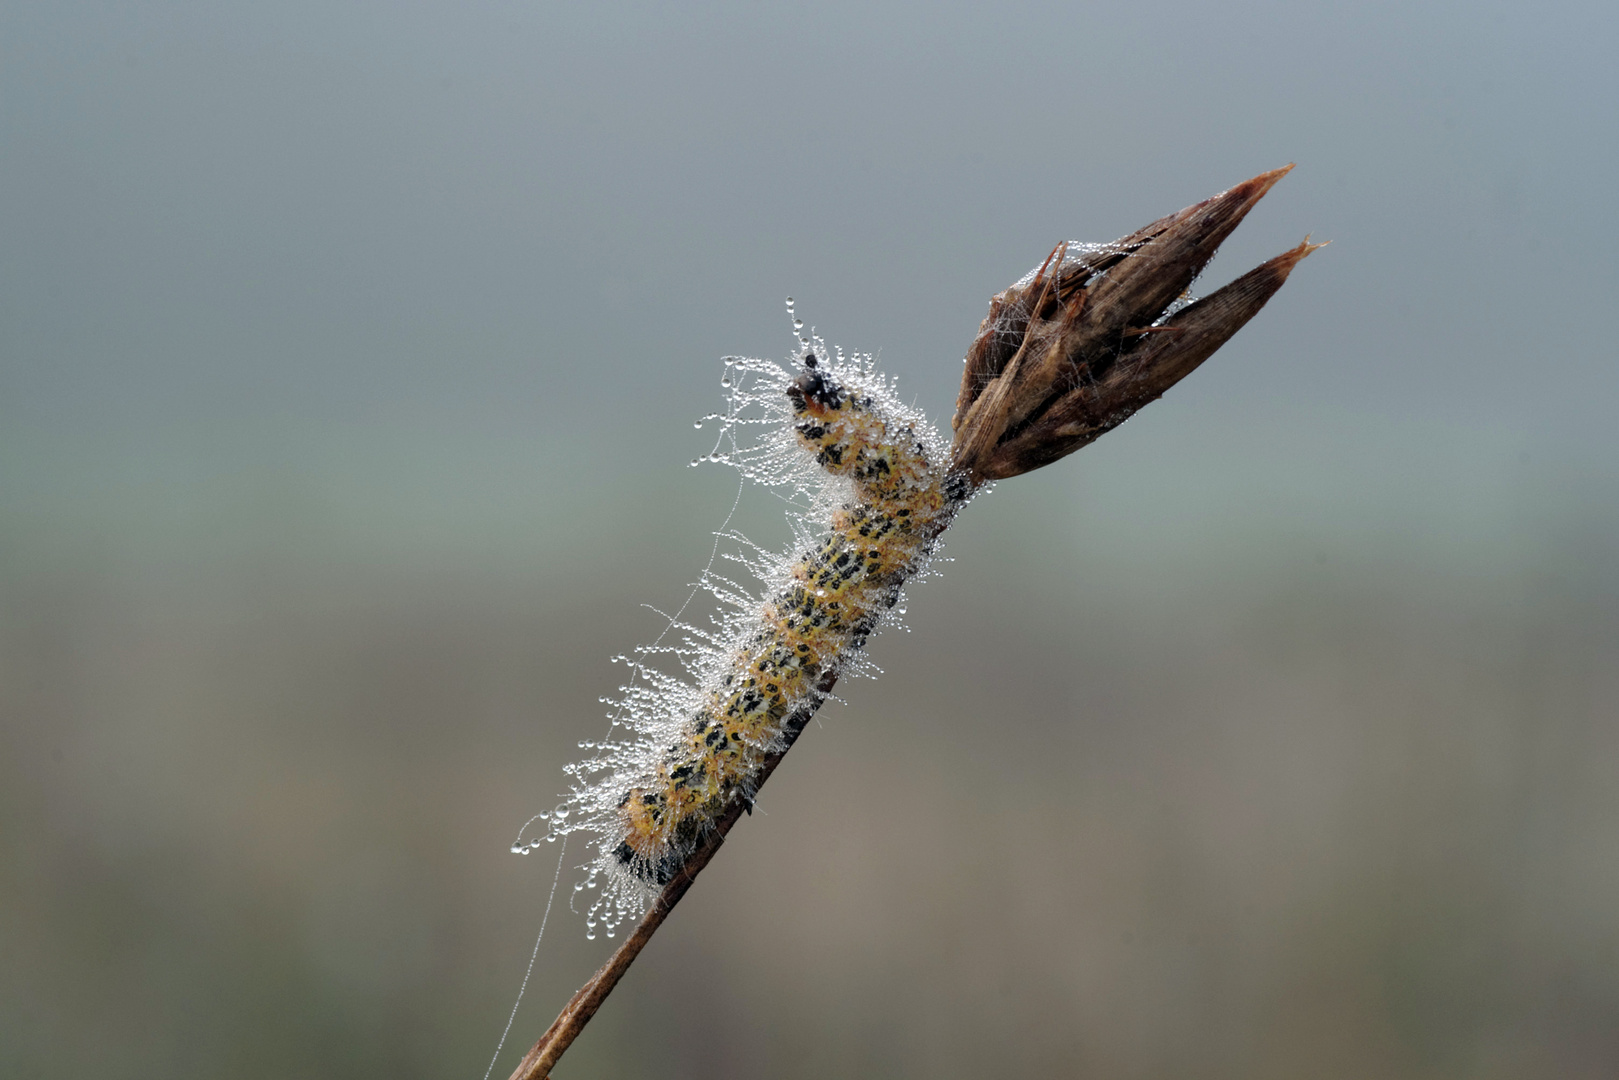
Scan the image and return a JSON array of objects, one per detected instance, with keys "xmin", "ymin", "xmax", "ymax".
[{"xmin": 524, "ymin": 321, "xmax": 966, "ymax": 938}]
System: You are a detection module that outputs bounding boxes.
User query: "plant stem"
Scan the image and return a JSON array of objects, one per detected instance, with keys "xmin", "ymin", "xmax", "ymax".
[{"xmin": 502, "ymin": 166, "xmax": 1314, "ymax": 1079}]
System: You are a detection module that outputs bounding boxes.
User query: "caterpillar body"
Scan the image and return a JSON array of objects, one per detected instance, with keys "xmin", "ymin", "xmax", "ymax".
[{"xmin": 529, "ymin": 332, "xmax": 965, "ymax": 938}]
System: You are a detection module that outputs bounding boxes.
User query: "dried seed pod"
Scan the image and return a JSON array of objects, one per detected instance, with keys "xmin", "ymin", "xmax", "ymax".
[{"xmin": 951, "ymin": 165, "xmax": 1322, "ymax": 482}]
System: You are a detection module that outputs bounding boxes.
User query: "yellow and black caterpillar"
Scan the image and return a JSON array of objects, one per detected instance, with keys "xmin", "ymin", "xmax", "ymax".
[
  {"xmin": 537, "ymin": 341, "xmax": 962, "ymax": 937},
  {"xmin": 614, "ymin": 354, "xmax": 962, "ymax": 883}
]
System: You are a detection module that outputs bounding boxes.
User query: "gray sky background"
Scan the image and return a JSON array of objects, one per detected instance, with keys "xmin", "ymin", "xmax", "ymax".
[
  {"xmin": 5, "ymin": 0, "xmax": 1616, "ymax": 582},
  {"xmin": 4, "ymin": 3, "xmax": 1618, "ymax": 1078}
]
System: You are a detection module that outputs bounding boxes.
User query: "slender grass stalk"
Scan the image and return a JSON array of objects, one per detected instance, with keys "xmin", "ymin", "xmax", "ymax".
[{"xmin": 504, "ymin": 166, "xmax": 1318, "ymax": 1080}]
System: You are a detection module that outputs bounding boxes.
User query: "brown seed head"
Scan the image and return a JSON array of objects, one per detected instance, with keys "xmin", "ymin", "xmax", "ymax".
[{"xmin": 950, "ymin": 166, "xmax": 1322, "ymax": 482}]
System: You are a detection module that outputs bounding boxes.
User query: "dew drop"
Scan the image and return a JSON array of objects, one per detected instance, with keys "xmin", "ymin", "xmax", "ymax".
[
  {"xmin": 793, "ymin": 318, "xmax": 804, "ymax": 332},
  {"xmin": 691, "ymin": 458, "xmax": 701, "ymax": 467},
  {"xmin": 694, "ymin": 420, "xmax": 703, "ymax": 429},
  {"xmin": 510, "ymin": 843, "xmax": 526, "ymax": 855}
]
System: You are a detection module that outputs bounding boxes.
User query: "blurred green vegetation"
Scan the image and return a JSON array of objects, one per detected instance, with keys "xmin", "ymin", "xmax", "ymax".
[{"xmin": 3, "ymin": 454, "xmax": 1615, "ymax": 1079}]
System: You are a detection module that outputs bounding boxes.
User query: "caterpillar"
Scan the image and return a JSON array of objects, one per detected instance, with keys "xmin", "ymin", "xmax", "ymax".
[{"xmin": 526, "ymin": 323, "xmax": 966, "ymax": 938}]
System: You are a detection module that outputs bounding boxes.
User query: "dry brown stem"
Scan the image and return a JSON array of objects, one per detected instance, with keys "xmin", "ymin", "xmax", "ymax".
[{"xmin": 503, "ymin": 166, "xmax": 1315, "ymax": 1079}]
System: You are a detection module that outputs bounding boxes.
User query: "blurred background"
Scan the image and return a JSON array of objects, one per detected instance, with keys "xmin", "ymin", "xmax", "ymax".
[{"xmin": 3, "ymin": 2, "xmax": 1617, "ymax": 1077}]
